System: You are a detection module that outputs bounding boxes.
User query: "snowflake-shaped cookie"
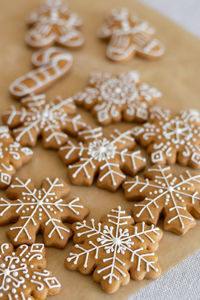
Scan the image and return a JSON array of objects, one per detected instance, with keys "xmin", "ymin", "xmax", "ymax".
[
  {"xmin": 98, "ymin": 8, "xmax": 165, "ymax": 62},
  {"xmin": 123, "ymin": 165, "xmax": 200, "ymax": 235},
  {"xmin": 25, "ymin": 0, "xmax": 84, "ymax": 49},
  {"xmin": 0, "ymin": 243, "xmax": 61, "ymax": 299},
  {"xmin": 74, "ymin": 71, "xmax": 161, "ymax": 126},
  {"xmin": 0, "ymin": 177, "xmax": 89, "ymax": 247},
  {"xmin": 0, "ymin": 126, "xmax": 33, "ymax": 189},
  {"xmin": 132, "ymin": 108, "xmax": 200, "ymax": 169},
  {"xmin": 59, "ymin": 127, "xmax": 146, "ymax": 192},
  {"xmin": 65, "ymin": 206, "xmax": 162, "ymax": 294},
  {"xmin": 2, "ymin": 94, "xmax": 87, "ymax": 149}
]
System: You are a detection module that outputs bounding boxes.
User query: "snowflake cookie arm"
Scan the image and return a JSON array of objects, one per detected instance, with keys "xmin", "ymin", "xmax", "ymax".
[
  {"xmin": 7, "ymin": 143, "xmax": 33, "ymax": 169},
  {"xmin": 74, "ymin": 87, "xmax": 100, "ymax": 108},
  {"xmin": 16, "ymin": 244, "xmax": 61, "ymax": 299},
  {"xmin": 138, "ymin": 83, "xmax": 162, "ymax": 105},
  {"xmin": 2, "ymin": 105, "xmax": 28, "ymax": 128}
]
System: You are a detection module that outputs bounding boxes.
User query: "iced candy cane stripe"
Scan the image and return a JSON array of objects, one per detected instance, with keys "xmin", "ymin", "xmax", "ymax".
[
  {"xmin": 59, "ymin": 127, "xmax": 146, "ymax": 192},
  {"xmin": 65, "ymin": 206, "xmax": 162, "ymax": 294},
  {"xmin": 0, "ymin": 177, "xmax": 89, "ymax": 248},
  {"xmin": 123, "ymin": 165, "xmax": 200, "ymax": 235},
  {"xmin": 25, "ymin": 0, "xmax": 84, "ymax": 49},
  {"xmin": 2, "ymin": 94, "xmax": 87, "ymax": 149},
  {"xmin": 9, "ymin": 47, "xmax": 73, "ymax": 99}
]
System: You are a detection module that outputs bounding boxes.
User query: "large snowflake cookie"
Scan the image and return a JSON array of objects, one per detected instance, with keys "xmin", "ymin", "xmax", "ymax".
[
  {"xmin": 74, "ymin": 71, "xmax": 161, "ymax": 126},
  {"xmin": 98, "ymin": 8, "xmax": 165, "ymax": 62},
  {"xmin": 0, "ymin": 243, "xmax": 61, "ymax": 299},
  {"xmin": 59, "ymin": 127, "xmax": 146, "ymax": 192},
  {"xmin": 25, "ymin": 0, "xmax": 84, "ymax": 49},
  {"xmin": 0, "ymin": 126, "xmax": 33, "ymax": 189},
  {"xmin": 2, "ymin": 94, "xmax": 87, "ymax": 149},
  {"xmin": 0, "ymin": 177, "xmax": 89, "ymax": 247},
  {"xmin": 65, "ymin": 206, "xmax": 162, "ymax": 294},
  {"xmin": 9, "ymin": 47, "xmax": 73, "ymax": 99},
  {"xmin": 123, "ymin": 165, "xmax": 200, "ymax": 235},
  {"xmin": 132, "ymin": 108, "xmax": 200, "ymax": 169}
]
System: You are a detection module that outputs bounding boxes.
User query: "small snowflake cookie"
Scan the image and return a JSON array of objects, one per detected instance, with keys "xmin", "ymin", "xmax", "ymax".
[
  {"xmin": 132, "ymin": 107, "xmax": 200, "ymax": 169},
  {"xmin": 123, "ymin": 165, "xmax": 200, "ymax": 235},
  {"xmin": 25, "ymin": 0, "xmax": 84, "ymax": 49},
  {"xmin": 0, "ymin": 126, "xmax": 33, "ymax": 189},
  {"xmin": 59, "ymin": 127, "xmax": 146, "ymax": 192},
  {"xmin": 65, "ymin": 206, "xmax": 162, "ymax": 294},
  {"xmin": 9, "ymin": 47, "xmax": 73, "ymax": 99},
  {"xmin": 2, "ymin": 94, "xmax": 87, "ymax": 149},
  {"xmin": 74, "ymin": 71, "xmax": 161, "ymax": 126},
  {"xmin": 0, "ymin": 243, "xmax": 61, "ymax": 299},
  {"xmin": 98, "ymin": 8, "xmax": 165, "ymax": 62},
  {"xmin": 0, "ymin": 177, "xmax": 89, "ymax": 247}
]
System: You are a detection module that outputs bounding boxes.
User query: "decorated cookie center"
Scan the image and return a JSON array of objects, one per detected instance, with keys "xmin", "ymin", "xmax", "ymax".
[
  {"xmin": 87, "ymin": 138, "xmax": 116, "ymax": 161},
  {"xmin": 162, "ymin": 119, "xmax": 193, "ymax": 144},
  {"xmin": 100, "ymin": 78, "xmax": 138, "ymax": 105}
]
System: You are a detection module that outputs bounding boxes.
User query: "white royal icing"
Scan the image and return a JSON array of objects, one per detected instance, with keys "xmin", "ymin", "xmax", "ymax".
[
  {"xmin": 67, "ymin": 206, "xmax": 161, "ymax": 284},
  {"xmin": 9, "ymin": 47, "xmax": 73, "ymax": 98}
]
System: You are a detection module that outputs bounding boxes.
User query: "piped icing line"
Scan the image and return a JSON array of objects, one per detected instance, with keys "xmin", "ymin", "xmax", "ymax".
[{"xmin": 9, "ymin": 47, "xmax": 73, "ymax": 99}]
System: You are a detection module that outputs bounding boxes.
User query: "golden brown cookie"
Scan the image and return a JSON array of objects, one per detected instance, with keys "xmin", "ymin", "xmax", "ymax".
[
  {"xmin": 132, "ymin": 107, "xmax": 200, "ymax": 168},
  {"xmin": 3, "ymin": 94, "xmax": 87, "ymax": 149},
  {"xmin": 25, "ymin": 0, "xmax": 84, "ymax": 49},
  {"xmin": 9, "ymin": 47, "xmax": 73, "ymax": 99},
  {"xmin": 74, "ymin": 71, "xmax": 161, "ymax": 126},
  {"xmin": 0, "ymin": 126, "xmax": 33, "ymax": 189},
  {"xmin": 123, "ymin": 164, "xmax": 200, "ymax": 235},
  {"xmin": 98, "ymin": 8, "xmax": 165, "ymax": 62},
  {"xmin": 0, "ymin": 243, "xmax": 61, "ymax": 299},
  {"xmin": 59, "ymin": 127, "xmax": 146, "ymax": 192},
  {"xmin": 0, "ymin": 177, "xmax": 89, "ymax": 247},
  {"xmin": 65, "ymin": 206, "xmax": 162, "ymax": 294}
]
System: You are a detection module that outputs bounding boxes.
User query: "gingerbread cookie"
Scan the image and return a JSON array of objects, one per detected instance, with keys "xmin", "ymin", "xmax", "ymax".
[
  {"xmin": 0, "ymin": 126, "xmax": 33, "ymax": 189},
  {"xmin": 0, "ymin": 177, "xmax": 89, "ymax": 247},
  {"xmin": 59, "ymin": 127, "xmax": 146, "ymax": 192},
  {"xmin": 3, "ymin": 94, "xmax": 87, "ymax": 149},
  {"xmin": 132, "ymin": 107, "xmax": 200, "ymax": 168},
  {"xmin": 98, "ymin": 8, "xmax": 165, "ymax": 62},
  {"xmin": 65, "ymin": 206, "xmax": 162, "ymax": 294},
  {"xmin": 74, "ymin": 71, "xmax": 161, "ymax": 126},
  {"xmin": 0, "ymin": 243, "xmax": 61, "ymax": 299},
  {"xmin": 25, "ymin": 0, "xmax": 84, "ymax": 49},
  {"xmin": 123, "ymin": 165, "xmax": 200, "ymax": 235},
  {"xmin": 10, "ymin": 47, "xmax": 73, "ymax": 99}
]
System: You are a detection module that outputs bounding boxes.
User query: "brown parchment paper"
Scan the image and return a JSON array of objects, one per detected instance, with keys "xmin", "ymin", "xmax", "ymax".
[{"xmin": 0, "ymin": 0, "xmax": 200, "ymax": 299}]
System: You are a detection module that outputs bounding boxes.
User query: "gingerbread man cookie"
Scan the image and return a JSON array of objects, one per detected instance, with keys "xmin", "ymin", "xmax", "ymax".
[
  {"xmin": 132, "ymin": 107, "xmax": 200, "ymax": 169},
  {"xmin": 10, "ymin": 47, "xmax": 73, "ymax": 99},
  {"xmin": 3, "ymin": 94, "xmax": 87, "ymax": 149},
  {"xmin": 25, "ymin": 0, "xmax": 84, "ymax": 49},
  {"xmin": 65, "ymin": 206, "xmax": 162, "ymax": 294},
  {"xmin": 0, "ymin": 177, "xmax": 89, "ymax": 247},
  {"xmin": 0, "ymin": 243, "xmax": 61, "ymax": 299},
  {"xmin": 59, "ymin": 127, "xmax": 146, "ymax": 192},
  {"xmin": 123, "ymin": 165, "xmax": 200, "ymax": 235},
  {"xmin": 98, "ymin": 8, "xmax": 165, "ymax": 62},
  {"xmin": 0, "ymin": 126, "xmax": 33, "ymax": 189},
  {"xmin": 74, "ymin": 71, "xmax": 161, "ymax": 126}
]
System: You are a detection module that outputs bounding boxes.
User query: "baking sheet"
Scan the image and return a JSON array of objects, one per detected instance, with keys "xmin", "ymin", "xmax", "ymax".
[{"xmin": 0, "ymin": 0, "xmax": 200, "ymax": 299}]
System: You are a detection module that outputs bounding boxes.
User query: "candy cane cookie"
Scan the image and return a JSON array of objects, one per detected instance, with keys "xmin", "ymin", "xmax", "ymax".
[{"xmin": 9, "ymin": 47, "xmax": 73, "ymax": 99}]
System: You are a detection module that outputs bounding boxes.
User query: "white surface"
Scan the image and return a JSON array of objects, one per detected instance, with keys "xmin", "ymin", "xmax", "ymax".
[
  {"xmin": 130, "ymin": 1, "xmax": 200, "ymax": 299},
  {"xmin": 140, "ymin": 0, "xmax": 200, "ymax": 37}
]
